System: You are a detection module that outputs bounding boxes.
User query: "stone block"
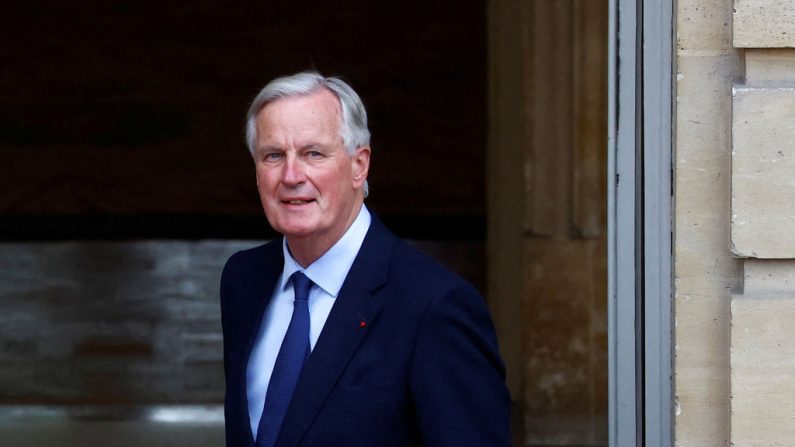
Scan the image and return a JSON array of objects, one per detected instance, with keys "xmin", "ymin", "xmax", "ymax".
[
  {"xmin": 676, "ymin": 55, "xmax": 738, "ymax": 160},
  {"xmin": 744, "ymin": 259, "xmax": 795, "ymax": 293},
  {"xmin": 677, "ymin": 0, "xmax": 733, "ymax": 51},
  {"xmin": 734, "ymin": 0, "xmax": 795, "ymax": 48},
  {"xmin": 745, "ymin": 49, "xmax": 795, "ymax": 83},
  {"xmin": 675, "ymin": 54, "xmax": 743, "ymax": 296},
  {"xmin": 731, "ymin": 293, "xmax": 795, "ymax": 445},
  {"xmin": 674, "ymin": 50, "xmax": 741, "ymax": 446},
  {"xmin": 731, "ymin": 86, "xmax": 795, "ymax": 258},
  {"xmin": 674, "ymin": 291, "xmax": 731, "ymax": 445}
]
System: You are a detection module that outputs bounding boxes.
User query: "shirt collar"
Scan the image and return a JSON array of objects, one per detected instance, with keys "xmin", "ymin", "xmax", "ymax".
[{"xmin": 280, "ymin": 205, "xmax": 371, "ymax": 298}]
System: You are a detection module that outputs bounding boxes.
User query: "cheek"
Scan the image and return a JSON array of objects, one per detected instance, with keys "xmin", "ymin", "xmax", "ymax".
[
  {"xmin": 255, "ymin": 181, "xmax": 280, "ymax": 205},
  {"xmin": 320, "ymin": 174, "xmax": 349, "ymax": 199},
  {"xmin": 255, "ymin": 168, "xmax": 276, "ymax": 189}
]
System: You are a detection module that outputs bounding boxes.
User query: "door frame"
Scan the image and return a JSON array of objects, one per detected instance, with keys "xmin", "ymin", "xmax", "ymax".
[{"xmin": 607, "ymin": 0, "xmax": 673, "ymax": 445}]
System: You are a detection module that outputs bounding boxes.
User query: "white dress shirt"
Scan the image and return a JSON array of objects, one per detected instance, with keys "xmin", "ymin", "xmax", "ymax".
[{"xmin": 246, "ymin": 206, "xmax": 371, "ymax": 438}]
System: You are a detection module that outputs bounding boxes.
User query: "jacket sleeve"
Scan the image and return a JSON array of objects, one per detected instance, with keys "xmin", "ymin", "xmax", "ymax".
[
  {"xmin": 409, "ymin": 281, "xmax": 512, "ymax": 447},
  {"xmin": 219, "ymin": 252, "xmax": 238, "ymax": 379},
  {"xmin": 219, "ymin": 251, "xmax": 251, "ymax": 447}
]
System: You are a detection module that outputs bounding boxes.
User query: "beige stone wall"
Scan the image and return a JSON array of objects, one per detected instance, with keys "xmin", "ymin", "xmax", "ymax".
[
  {"xmin": 674, "ymin": 0, "xmax": 742, "ymax": 445},
  {"xmin": 729, "ymin": 2, "xmax": 795, "ymax": 445},
  {"xmin": 734, "ymin": 0, "xmax": 795, "ymax": 48},
  {"xmin": 732, "ymin": 83, "xmax": 795, "ymax": 258},
  {"xmin": 732, "ymin": 262, "xmax": 795, "ymax": 445},
  {"xmin": 677, "ymin": 0, "xmax": 795, "ymax": 445}
]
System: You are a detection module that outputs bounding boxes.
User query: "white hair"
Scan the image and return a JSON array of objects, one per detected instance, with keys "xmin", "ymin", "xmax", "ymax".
[{"xmin": 245, "ymin": 71, "xmax": 371, "ymax": 196}]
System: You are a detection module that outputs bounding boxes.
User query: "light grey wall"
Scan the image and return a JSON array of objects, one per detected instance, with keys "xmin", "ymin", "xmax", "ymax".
[{"xmin": 0, "ymin": 240, "xmax": 256, "ymax": 405}]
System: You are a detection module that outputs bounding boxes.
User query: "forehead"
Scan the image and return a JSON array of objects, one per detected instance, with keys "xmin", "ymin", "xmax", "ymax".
[{"xmin": 256, "ymin": 88, "xmax": 342, "ymax": 135}]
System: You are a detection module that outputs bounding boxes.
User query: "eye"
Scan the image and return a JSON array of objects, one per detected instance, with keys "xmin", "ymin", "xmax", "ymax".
[
  {"xmin": 306, "ymin": 150, "xmax": 324, "ymax": 158},
  {"xmin": 263, "ymin": 152, "xmax": 282, "ymax": 161}
]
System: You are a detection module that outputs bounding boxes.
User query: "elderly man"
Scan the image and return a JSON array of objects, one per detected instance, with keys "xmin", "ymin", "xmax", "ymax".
[{"xmin": 220, "ymin": 71, "xmax": 510, "ymax": 447}]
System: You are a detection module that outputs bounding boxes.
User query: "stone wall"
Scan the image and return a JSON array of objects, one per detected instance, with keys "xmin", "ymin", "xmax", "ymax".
[
  {"xmin": 729, "ymin": 1, "xmax": 795, "ymax": 445},
  {"xmin": 675, "ymin": 0, "xmax": 795, "ymax": 445},
  {"xmin": 674, "ymin": 0, "xmax": 742, "ymax": 444},
  {"xmin": 0, "ymin": 240, "xmax": 243, "ymax": 405}
]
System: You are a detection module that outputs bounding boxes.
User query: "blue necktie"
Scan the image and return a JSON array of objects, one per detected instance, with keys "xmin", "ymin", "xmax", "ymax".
[{"xmin": 255, "ymin": 271, "xmax": 312, "ymax": 447}]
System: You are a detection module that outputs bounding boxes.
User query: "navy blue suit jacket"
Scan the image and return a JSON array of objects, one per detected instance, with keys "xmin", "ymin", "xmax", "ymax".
[{"xmin": 220, "ymin": 216, "xmax": 511, "ymax": 446}]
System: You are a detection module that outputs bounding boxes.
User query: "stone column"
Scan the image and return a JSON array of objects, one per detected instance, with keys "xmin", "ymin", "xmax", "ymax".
[{"xmin": 730, "ymin": 1, "xmax": 795, "ymax": 444}]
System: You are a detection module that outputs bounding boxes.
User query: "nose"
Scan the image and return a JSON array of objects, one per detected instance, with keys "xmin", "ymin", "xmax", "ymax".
[{"xmin": 281, "ymin": 154, "xmax": 306, "ymax": 186}]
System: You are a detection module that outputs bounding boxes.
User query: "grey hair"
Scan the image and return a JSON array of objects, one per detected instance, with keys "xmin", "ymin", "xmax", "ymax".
[{"xmin": 245, "ymin": 71, "xmax": 371, "ymax": 197}]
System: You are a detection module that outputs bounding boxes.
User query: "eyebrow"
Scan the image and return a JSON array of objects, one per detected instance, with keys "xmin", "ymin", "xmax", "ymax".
[
  {"xmin": 258, "ymin": 142, "xmax": 328, "ymax": 152},
  {"xmin": 300, "ymin": 143, "xmax": 326, "ymax": 151}
]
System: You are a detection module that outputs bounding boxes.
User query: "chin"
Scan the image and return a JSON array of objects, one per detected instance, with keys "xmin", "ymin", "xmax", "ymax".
[
  {"xmin": 280, "ymin": 229, "xmax": 316, "ymax": 239},
  {"xmin": 272, "ymin": 221, "xmax": 318, "ymax": 239},
  {"xmin": 264, "ymin": 211, "xmax": 310, "ymax": 233}
]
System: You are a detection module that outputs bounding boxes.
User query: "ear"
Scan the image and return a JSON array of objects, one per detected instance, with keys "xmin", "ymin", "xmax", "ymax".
[{"xmin": 351, "ymin": 146, "xmax": 371, "ymax": 189}]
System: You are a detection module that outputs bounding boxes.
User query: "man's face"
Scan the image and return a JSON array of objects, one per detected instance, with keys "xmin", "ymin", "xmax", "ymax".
[{"xmin": 253, "ymin": 89, "xmax": 370, "ymax": 252}]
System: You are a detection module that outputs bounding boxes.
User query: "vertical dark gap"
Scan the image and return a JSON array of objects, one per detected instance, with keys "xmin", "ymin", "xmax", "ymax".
[{"xmin": 635, "ymin": 0, "xmax": 646, "ymax": 444}]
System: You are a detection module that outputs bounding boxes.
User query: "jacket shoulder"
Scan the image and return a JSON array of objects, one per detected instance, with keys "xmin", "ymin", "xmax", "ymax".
[
  {"xmin": 387, "ymin": 239, "xmax": 480, "ymax": 298},
  {"xmin": 223, "ymin": 240, "xmax": 282, "ymax": 275}
]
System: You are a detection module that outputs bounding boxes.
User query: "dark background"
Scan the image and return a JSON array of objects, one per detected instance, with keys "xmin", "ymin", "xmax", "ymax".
[
  {"xmin": 0, "ymin": 1, "xmax": 489, "ymax": 411},
  {"xmin": 0, "ymin": 0, "xmax": 487, "ymax": 240}
]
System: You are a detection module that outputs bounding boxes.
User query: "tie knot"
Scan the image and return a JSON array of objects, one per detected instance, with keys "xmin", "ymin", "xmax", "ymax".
[{"xmin": 290, "ymin": 271, "xmax": 313, "ymax": 302}]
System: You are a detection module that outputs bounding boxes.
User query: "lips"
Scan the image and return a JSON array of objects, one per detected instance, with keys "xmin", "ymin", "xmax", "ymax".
[{"xmin": 281, "ymin": 198, "xmax": 315, "ymax": 205}]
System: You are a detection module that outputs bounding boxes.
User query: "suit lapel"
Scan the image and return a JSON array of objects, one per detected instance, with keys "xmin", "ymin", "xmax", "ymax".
[{"xmin": 275, "ymin": 217, "xmax": 394, "ymax": 447}]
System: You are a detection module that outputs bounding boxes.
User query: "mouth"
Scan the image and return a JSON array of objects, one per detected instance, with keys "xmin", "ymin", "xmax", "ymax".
[{"xmin": 281, "ymin": 199, "xmax": 315, "ymax": 205}]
